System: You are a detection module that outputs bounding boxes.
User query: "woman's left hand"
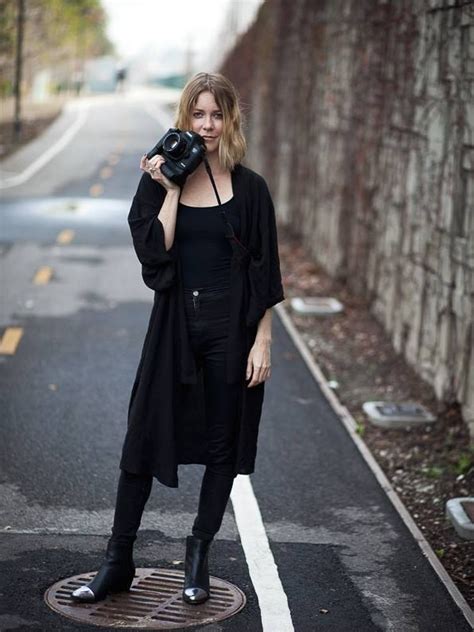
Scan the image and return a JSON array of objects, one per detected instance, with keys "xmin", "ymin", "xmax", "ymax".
[{"xmin": 246, "ymin": 339, "xmax": 271, "ymax": 387}]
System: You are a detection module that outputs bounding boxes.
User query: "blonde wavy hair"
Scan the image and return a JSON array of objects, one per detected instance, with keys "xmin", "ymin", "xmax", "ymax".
[{"xmin": 174, "ymin": 72, "xmax": 246, "ymax": 171}]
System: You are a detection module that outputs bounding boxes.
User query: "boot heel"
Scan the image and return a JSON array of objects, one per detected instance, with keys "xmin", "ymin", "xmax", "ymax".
[
  {"xmin": 108, "ymin": 573, "xmax": 135, "ymax": 593},
  {"xmin": 182, "ymin": 535, "xmax": 211, "ymax": 605}
]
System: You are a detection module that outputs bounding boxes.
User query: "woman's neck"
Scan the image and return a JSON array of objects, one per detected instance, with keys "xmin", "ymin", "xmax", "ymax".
[{"xmin": 200, "ymin": 150, "xmax": 228, "ymax": 176}]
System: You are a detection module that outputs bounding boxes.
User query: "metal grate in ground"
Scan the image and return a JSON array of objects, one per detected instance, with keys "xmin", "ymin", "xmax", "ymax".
[{"xmin": 44, "ymin": 567, "xmax": 247, "ymax": 629}]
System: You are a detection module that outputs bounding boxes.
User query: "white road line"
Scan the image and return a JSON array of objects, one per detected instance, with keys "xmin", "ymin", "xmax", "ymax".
[
  {"xmin": 231, "ymin": 475, "xmax": 294, "ymax": 631},
  {"xmin": 0, "ymin": 103, "xmax": 89, "ymax": 190}
]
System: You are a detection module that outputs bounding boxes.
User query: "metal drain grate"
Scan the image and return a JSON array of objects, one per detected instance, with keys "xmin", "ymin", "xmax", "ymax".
[{"xmin": 44, "ymin": 567, "xmax": 246, "ymax": 629}]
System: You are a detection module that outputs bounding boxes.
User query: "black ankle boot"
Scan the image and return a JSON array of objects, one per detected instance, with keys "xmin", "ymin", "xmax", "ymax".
[
  {"xmin": 71, "ymin": 539, "xmax": 135, "ymax": 603},
  {"xmin": 182, "ymin": 535, "xmax": 212, "ymax": 604}
]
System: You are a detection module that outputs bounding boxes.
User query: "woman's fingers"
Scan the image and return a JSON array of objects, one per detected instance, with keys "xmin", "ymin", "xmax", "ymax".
[
  {"xmin": 249, "ymin": 369, "xmax": 262, "ymax": 387},
  {"xmin": 149, "ymin": 155, "xmax": 164, "ymax": 169},
  {"xmin": 148, "ymin": 157, "xmax": 165, "ymax": 179},
  {"xmin": 140, "ymin": 155, "xmax": 179, "ymax": 192},
  {"xmin": 246, "ymin": 344, "xmax": 272, "ymax": 387},
  {"xmin": 247, "ymin": 361, "xmax": 271, "ymax": 387},
  {"xmin": 139, "ymin": 154, "xmax": 164, "ymax": 173}
]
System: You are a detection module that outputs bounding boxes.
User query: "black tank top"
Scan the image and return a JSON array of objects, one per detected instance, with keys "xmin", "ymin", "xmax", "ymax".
[{"xmin": 176, "ymin": 196, "xmax": 241, "ymax": 290}]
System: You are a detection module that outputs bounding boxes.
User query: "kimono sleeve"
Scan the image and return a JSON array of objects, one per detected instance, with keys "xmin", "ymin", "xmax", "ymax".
[
  {"xmin": 127, "ymin": 172, "xmax": 178, "ymax": 291},
  {"xmin": 246, "ymin": 176, "xmax": 285, "ymax": 326}
]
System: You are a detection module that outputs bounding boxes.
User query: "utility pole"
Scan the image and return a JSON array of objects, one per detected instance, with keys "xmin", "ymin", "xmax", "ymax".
[{"xmin": 13, "ymin": 0, "xmax": 25, "ymax": 141}]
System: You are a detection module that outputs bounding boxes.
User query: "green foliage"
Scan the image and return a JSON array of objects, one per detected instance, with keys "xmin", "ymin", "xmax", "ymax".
[
  {"xmin": 422, "ymin": 465, "xmax": 444, "ymax": 478},
  {"xmin": 0, "ymin": 1, "xmax": 17, "ymax": 58},
  {"xmin": 0, "ymin": 78, "xmax": 13, "ymax": 98},
  {"xmin": 0, "ymin": 0, "xmax": 113, "ymax": 90},
  {"xmin": 39, "ymin": 0, "xmax": 113, "ymax": 55},
  {"xmin": 454, "ymin": 451, "xmax": 474, "ymax": 476}
]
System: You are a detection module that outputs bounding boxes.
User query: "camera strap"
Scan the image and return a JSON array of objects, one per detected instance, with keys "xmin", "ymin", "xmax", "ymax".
[{"xmin": 203, "ymin": 157, "xmax": 250, "ymax": 257}]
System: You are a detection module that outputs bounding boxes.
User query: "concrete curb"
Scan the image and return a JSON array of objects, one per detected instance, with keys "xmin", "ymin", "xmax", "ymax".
[{"xmin": 275, "ymin": 301, "xmax": 474, "ymax": 629}]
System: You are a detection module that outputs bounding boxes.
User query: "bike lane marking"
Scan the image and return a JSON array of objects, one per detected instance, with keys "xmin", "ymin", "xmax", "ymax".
[{"xmin": 231, "ymin": 475, "xmax": 295, "ymax": 632}]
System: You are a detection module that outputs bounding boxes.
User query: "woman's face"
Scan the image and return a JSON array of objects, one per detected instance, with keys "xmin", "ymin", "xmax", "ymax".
[{"xmin": 189, "ymin": 90, "xmax": 223, "ymax": 154}]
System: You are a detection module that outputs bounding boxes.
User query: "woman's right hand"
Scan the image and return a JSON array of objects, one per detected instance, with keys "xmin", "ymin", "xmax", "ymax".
[{"xmin": 140, "ymin": 155, "xmax": 180, "ymax": 193}]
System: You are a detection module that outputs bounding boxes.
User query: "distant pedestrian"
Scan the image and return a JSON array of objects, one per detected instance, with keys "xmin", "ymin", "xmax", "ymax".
[
  {"xmin": 72, "ymin": 71, "xmax": 285, "ymax": 606},
  {"xmin": 115, "ymin": 67, "xmax": 127, "ymax": 92}
]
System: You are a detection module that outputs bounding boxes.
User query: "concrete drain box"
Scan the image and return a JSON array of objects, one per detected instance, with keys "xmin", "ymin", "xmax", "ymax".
[
  {"xmin": 362, "ymin": 401, "xmax": 436, "ymax": 428},
  {"xmin": 290, "ymin": 296, "xmax": 344, "ymax": 316},
  {"xmin": 446, "ymin": 497, "xmax": 474, "ymax": 540},
  {"xmin": 44, "ymin": 567, "xmax": 246, "ymax": 629}
]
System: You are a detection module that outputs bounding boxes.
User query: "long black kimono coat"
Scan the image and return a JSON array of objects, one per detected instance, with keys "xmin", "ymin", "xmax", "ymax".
[{"xmin": 119, "ymin": 162, "xmax": 285, "ymax": 487}]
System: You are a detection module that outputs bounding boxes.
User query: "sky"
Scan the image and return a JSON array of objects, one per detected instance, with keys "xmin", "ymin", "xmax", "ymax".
[{"xmin": 101, "ymin": 0, "xmax": 264, "ymax": 75}]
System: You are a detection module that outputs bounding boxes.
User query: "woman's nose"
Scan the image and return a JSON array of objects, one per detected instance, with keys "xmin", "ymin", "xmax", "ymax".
[{"xmin": 202, "ymin": 116, "xmax": 214, "ymax": 129}]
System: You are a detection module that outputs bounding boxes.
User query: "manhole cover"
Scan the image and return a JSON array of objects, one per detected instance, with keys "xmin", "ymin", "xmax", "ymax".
[{"xmin": 44, "ymin": 567, "xmax": 246, "ymax": 629}]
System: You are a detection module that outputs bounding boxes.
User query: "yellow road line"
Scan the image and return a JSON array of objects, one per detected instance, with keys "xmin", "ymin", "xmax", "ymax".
[
  {"xmin": 89, "ymin": 183, "xmax": 103, "ymax": 197},
  {"xmin": 0, "ymin": 327, "xmax": 23, "ymax": 355},
  {"xmin": 100, "ymin": 166, "xmax": 113, "ymax": 179},
  {"xmin": 56, "ymin": 229, "xmax": 75, "ymax": 244},
  {"xmin": 33, "ymin": 266, "xmax": 53, "ymax": 285}
]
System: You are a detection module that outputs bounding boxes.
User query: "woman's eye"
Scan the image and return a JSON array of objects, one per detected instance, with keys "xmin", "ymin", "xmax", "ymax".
[{"xmin": 192, "ymin": 112, "xmax": 222, "ymax": 118}]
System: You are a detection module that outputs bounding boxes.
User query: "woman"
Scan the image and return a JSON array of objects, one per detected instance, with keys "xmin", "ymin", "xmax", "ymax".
[{"xmin": 72, "ymin": 72, "xmax": 285, "ymax": 606}]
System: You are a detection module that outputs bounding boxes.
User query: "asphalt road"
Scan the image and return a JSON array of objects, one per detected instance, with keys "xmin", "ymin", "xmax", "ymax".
[{"xmin": 0, "ymin": 88, "xmax": 471, "ymax": 632}]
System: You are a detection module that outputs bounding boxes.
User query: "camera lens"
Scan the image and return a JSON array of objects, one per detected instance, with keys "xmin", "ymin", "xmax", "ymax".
[{"xmin": 163, "ymin": 132, "xmax": 186, "ymax": 158}]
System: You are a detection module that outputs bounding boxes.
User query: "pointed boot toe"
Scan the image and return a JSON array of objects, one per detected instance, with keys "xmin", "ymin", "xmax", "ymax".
[
  {"xmin": 71, "ymin": 585, "xmax": 96, "ymax": 602},
  {"xmin": 183, "ymin": 586, "xmax": 209, "ymax": 604},
  {"xmin": 71, "ymin": 539, "xmax": 135, "ymax": 604}
]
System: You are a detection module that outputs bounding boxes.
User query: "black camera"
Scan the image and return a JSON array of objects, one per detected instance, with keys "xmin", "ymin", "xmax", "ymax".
[{"xmin": 146, "ymin": 128, "xmax": 206, "ymax": 187}]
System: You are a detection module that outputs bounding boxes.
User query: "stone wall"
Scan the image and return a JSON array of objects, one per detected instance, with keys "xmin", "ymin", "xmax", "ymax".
[{"xmin": 221, "ymin": 0, "xmax": 474, "ymax": 435}]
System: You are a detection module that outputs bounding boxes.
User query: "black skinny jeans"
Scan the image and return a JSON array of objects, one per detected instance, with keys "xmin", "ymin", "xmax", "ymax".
[{"xmin": 110, "ymin": 285, "xmax": 240, "ymax": 545}]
